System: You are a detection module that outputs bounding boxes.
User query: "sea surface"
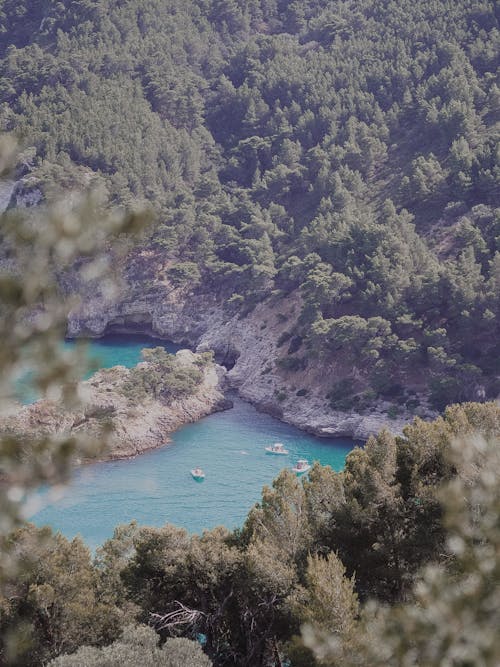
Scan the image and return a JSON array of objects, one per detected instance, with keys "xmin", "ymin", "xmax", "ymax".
[
  {"xmin": 16, "ymin": 334, "xmax": 181, "ymax": 403},
  {"xmin": 65, "ymin": 333, "xmax": 182, "ymax": 373},
  {"xmin": 27, "ymin": 336, "xmax": 355, "ymax": 549}
]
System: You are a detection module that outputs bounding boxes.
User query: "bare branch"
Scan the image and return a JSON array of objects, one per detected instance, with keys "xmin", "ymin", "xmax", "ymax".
[{"xmin": 151, "ymin": 601, "xmax": 206, "ymax": 631}]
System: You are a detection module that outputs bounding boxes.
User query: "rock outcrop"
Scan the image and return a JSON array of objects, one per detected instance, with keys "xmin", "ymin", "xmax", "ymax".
[{"xmin": 1, "ymin": 350, "xmax": 229, "ymax": 461}]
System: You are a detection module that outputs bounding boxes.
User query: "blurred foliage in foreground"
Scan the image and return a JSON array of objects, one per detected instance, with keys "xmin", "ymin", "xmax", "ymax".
[
  {"xmin": 49, "ymin": 625, "xmax": 212, "ymax": 667},
  {"xmin": 303, "ymin": 432, "xmax": 500, "ymax": 667},
  {"xmin": 0, "ymin": 135, "xmax": 151, "ymax": 657},
  {"xmin": 1, "ymin": 398, "xmax": 499, "ymax": 665}
]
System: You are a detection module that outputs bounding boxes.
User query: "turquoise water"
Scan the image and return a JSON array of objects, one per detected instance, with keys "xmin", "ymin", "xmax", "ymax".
[
  {"xmin": 65, "ymin": 334, "xmax": 182, "ymax": 375},
  {"xmin": 27, "ymin": 336, "xmax": 355, "ymax": 549},
  {"xmin": 16, "ymin": 335, "xmax": 181, "ymax": 403}
]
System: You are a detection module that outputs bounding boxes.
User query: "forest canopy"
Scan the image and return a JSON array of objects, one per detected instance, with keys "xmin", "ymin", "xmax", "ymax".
[{"xmin": 1, "ymin": 0, "xmax": 499, "ymax": 409}]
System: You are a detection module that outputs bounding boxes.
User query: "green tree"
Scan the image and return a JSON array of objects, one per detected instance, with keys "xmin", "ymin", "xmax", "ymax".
[
  {"xmin": 1, "ymin": 525, "xmax": 122, "ymax": 665},
  {"xmin": 289, "ymin": 552, "xmax": 358, "ymax": 635},
  {"xmin": 304, "ymin": 434, "xmax": 500, "ymax": 667}
]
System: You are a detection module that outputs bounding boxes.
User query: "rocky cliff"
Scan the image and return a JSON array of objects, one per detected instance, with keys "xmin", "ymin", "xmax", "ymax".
[
  {"xmin": 66, "ymin": 249, "xmax": 437, "ymax": 440},
  {"xmin": 1, "ymin": 350, "xmax": 229, "ymax": 461},
  {"xmin": 1, "ymin": 166, "xmax": 438, "ymax": 443}
]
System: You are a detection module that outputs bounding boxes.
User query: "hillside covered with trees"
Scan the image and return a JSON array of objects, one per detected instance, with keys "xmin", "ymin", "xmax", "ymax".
[{"xmin": 1, "ymin": 0, "xmax": 499, "ymax": 412}]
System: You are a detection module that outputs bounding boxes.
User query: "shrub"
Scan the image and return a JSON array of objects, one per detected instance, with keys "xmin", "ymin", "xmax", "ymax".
[
  {"xmin": 387, "ymin": 405, "xmax": 401, "ymax": 419},
  {"xmin": 276, "ymin": 356, "xmax": 308, "ymax": 372},
  {"xmin": 275, "ymin": 389, "xmax": 288, "ymax": 402},
  {"xmin": 287, "ymin": 336, "xmax": 303, "ymax": 355},
  {"xmin": 328, "ymin": 378, "xmax": 356, "ymax": 410},
  {"xmin": 122, "ymin": 349, "xmax": 203, "ymax": 402},
  {"xmin": 194, "ymin": 351, "xmax": 214, "ymax": 367}
]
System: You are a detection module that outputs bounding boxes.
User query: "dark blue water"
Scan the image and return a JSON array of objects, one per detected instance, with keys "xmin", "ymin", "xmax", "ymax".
[{"xmin": 28, "ymin": 337, "xmax": 354, "ymax": 549}]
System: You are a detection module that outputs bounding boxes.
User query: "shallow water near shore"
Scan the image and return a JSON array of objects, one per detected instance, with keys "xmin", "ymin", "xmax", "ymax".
[
  {"xmin": 16, "ymin": 334, "xmax": 182, "ymax": 403},
  {"xmin": 66, "ymin": 333, "xmax": 183, "ymax": 372},
  {"xmin": 28, "ymin": 336, "xmax": 355, "ymax": 549}
]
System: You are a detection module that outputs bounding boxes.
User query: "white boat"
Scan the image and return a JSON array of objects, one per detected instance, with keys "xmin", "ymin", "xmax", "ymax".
[
  {"xmin": 265, "ymin": 442, "xmax": 289, "ymax": 455},
  {"xmin": 191, "ymin": 467, "xmax": 205, "ymax": 480},
  {"xmin": 292, "ymin": 459, "xmax": 311, "ymax": 474}
]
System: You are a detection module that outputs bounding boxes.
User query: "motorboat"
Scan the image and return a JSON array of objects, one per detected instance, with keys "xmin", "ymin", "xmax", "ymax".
[
  {"xmin": 191, "ymin": 467, "xmax": 205, "ymax": 481},
  {"xmin": 292, "ymin": 459, "xmax": 311, "ymax": 474},
  {"xmin": 265, "ymin": 442, "xmax": 289, "ymax": 455}
]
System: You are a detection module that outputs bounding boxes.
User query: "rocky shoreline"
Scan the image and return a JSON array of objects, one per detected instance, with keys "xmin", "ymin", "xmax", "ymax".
[
  {"xmin": 4, "ymin": 180, "xmax": 437, "ymax": 442},
  {"xmin": 0, "ymin": 350, "xmax": 230, "ymax": 463},
  {"xmin": 66, "ymin": 275, "xmax": 437, "ymax": 441}
]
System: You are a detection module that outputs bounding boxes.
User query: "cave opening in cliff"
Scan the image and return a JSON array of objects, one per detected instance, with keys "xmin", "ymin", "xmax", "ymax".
[
  {"xmin": 216, "ymin": 346, "xmax": 240, "ymax": 371},
  {"xmin": 102, "ymin": 315, "xmax": 156, "ymax": 338}
]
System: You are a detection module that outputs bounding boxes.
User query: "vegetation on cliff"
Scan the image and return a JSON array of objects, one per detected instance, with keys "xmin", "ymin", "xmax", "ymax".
[
  {"xmin": 122, "ymin": 348, "xmax": 212, "ymax": 402},
  {"xmin": 0, "ymin": 348, "xmax": 223, "ymax": 462},
  {"xmin": 1, "ymin": 0, "xmax": 499, "ymax": 409}
]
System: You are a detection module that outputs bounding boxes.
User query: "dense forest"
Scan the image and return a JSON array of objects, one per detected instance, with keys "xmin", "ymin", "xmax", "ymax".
[
  {"xmin": 0, "ymin": 0, "xmax": 499, "ymax": 411},
  {"xmin": 1, "ymin": 401, "xmax": 499, "ymax": 665},
  {"xmin": 0, "ymin": 1, "xmax": 499, "ymax": 665}
]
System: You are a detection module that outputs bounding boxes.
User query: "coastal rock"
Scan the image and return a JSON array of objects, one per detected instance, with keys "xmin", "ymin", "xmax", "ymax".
[
  {"xmin": 283, "ymin": 404, "xmax": 408, "ymax": 441},
  {"xmin": 69, "ymin": 295, "xmax": 434, "ymax": 441},
  {"xmin": 1, "ymin": 350, "xmax": 229, "ymax": 461},
  {"xmin": 64, "ymin": 249, "xmax": 437, "ymax": 441}
]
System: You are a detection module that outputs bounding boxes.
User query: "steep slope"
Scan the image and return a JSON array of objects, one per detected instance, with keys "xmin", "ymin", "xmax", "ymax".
[{"xmin": 1, "ymin": 0, "xmax": 499, "ymax": 420}]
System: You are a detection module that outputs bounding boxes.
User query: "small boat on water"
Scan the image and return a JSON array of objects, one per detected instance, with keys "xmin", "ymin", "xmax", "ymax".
[
  {"xmin": 265, "ymin": 442, "xmax": 289, "ymax": 455},
  {"xmin": 292, "ymin": 459, "xmax": 311, "ymax": 474},
  {"xmin": 191, "ymin": 467, "xmax": 205, "ymax": 481}
]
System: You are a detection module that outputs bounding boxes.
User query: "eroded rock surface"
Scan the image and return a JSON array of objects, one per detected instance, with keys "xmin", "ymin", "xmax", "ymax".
[
  {"xmin": 66, "ymin": 257, "xmax": 436, "ymax": 441},
  {"xmin": 1, "ymin": 350, "xmax": 229, "ymax": 461}
]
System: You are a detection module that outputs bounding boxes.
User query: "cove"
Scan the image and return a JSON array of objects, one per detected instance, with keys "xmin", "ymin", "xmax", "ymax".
[{"xmin": 27, "ymin": 335, "xmax": 355, "ymax": 549}]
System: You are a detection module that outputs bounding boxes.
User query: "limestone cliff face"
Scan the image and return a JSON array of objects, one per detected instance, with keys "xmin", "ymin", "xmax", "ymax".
[
  {"xmin": 1, "ymin": 350, "xmax": 229, "ymax": 461},
  {"xmin": 66, "ymin": 253, "xmax": 436, "ymax": 440},
  {"xmin": 3, "ymin": 176, "xmax": 433, "ymax": 442}
]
